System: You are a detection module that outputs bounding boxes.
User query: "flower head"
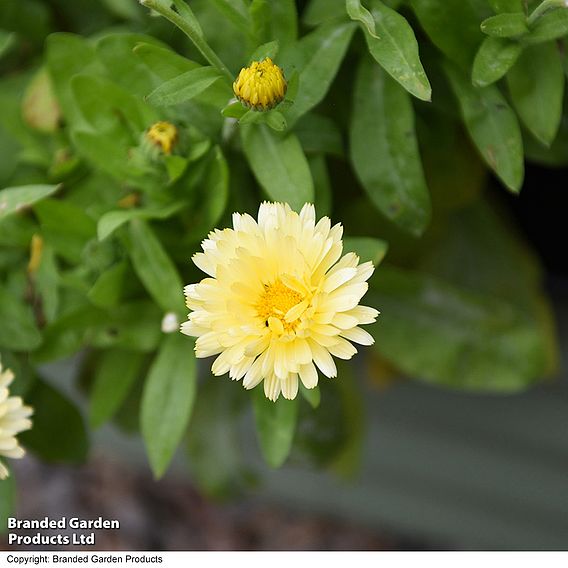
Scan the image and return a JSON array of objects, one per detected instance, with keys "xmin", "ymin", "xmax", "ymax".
[
  {"xmin": 182, "ymin": 202, "xmax": 379, "ymax": 401},
  {"xmin": 145, "ymin": 121, "xmax": 178, "ymax": 155},
  {"xmin": 233, "ymin": 58, "xmax": 287, "ymax": 111},
  {"xmin": 0, "ymin": 361, "xmax": 33, "ymax": 480}
]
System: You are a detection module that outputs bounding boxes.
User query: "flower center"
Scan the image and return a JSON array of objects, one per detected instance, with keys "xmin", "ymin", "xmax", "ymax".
[{"xmin": 256, "ymin": 279, "xmax": 303, "ymax": 332}]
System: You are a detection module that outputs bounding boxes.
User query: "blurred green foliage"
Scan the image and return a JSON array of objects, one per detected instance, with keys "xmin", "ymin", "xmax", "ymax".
[{"xmin": 0, "ymin": 0, "xmax": 564, "ymax": 506}]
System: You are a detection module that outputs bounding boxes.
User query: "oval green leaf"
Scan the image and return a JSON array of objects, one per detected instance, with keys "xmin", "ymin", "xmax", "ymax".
[
  {"xmin": 350, "ymin": 58, "xmax": 431, "ymax": 236},
  {"xmin": 360, "ymin": 0, "xmax": 432, "ymax": 101},
  {"xmin": 253, "ymin": 388, "xmax": 299, "ymax": 468},
  {"xmin": 445, "ymin": 63, "xmax": 524, "ymax": 193},
  {"xmin": 242, "ymin": 124, "xmax": 314, "ymax": 211},
  {"xmin": 507, "ymin": 42, "xmax": 564, "ymax": 146},
  {"xmin": 141, "ymin": 333, "xmax": 197, "ymax": 478}
]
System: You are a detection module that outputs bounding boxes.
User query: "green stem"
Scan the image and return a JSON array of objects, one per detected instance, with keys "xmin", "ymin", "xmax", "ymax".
[
  {"xmin": 527, "ymin": 0, "xmax": 568, "ymax": 26},
  {"xmin": 140, "ymin": 0, "xmax": 234, "ymax": 84}
]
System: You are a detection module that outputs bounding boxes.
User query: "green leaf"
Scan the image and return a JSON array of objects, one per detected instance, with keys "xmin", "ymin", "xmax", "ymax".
[
  {"xmin": 222, "ymin": 101, "xmax": 248, "ymax": 119},
  {"xmin": 90, "ymin": 349, "xmax": 145, "ymax": 428},
  {"xmin": 295, "ymin": 113, "xmax": 343, "ymax": 156},
  {"xmin": 183, "ymin": 146, "xmax": 229, "ymax": 241},
  {"xmin": 21, "ymin": 378, "xmax": 88, "ymax": 463},
  {"xmin": 344, "ymin": 236, "xmax": 388, "ymax": 266},
  {"xmin": 72, "ymin": 130, "xmax": 135, "ymax": 181},
  {"xmin": 22, "ymin": 67, "xmax": 60, "ymax": 133},
  {"xmin": 350, "ymin": 58, "xmax": 431, "ymax": 235},
  {"xmin": 265, "ymin": 0, "xmax": 298, "ymax": 46},
  {"xmin": 0, "ymin": 468, "xmax": 16, "ymax": 528},
  {"xmin": 488, "ymin": 0, "xmax": 524, "ymax": 12},
  {"xmin": 249, "ymin": 40, "xmax": 279, "ymax": 62},
  {"xmin": 34, "ymin": 198, "xmax": 96, "ymax": 263},
  {"xmin": 186, "ymin": 380, "xmax": 250, "ymax": 498},
  {"xmin": 46, "ymin": 33, "xmax": 100, "ymax": 127},
  {"xmin": 253, "ymin": 388, "xmax": 299, "ymax": 468},
  {"xmin": 126, "ymin": 219, "xmax": 185, "ymax": 314},
  {"xmin": 507, "ymin": 42, "xmax": 564, "ymax": 146},
  {"xmin": 171, "ymin": 0, "xmax": 204, "ymax": 37},
  {"xmin": 303, "ymin": 0, "xmax": 346, "ymax": 26},
  {"xmin": 281, "ymin": 21, "xmax": 356, "ymax": 125},
  {"xmin": 0, "ymin": 285, "xmax": 42, "ymax": 351},
  {"xmin": 410, "ymin": 0, "xmax": 490, "ymax": 68},
  {"xmin": 0, "ymin": 184, "xmax": 59, "ymax": 223},
  {"xmin": 71, "ymin": 74, "xmax": 156, "ymax": 133},
  {"xmin": 481, "ymin": 13, "xmax": 529, "ymax": 37},
  {"xmin": 141, "ymin": 333, "xmax": 197, "ymax": 478},
  {"xmin": 309, "ymin": 155, "xmax": 333, "ymax": 217},
  {"xmin": 300, "ymin": 383, "xmax": 321, "ymax": 409},
  {"xmin": 445, "ymin": 63, "xmax": 524, "ymax": 193},
  {"xmin": 346, "ymin": 0, "xmax": 379, "ymax": 38},
  {"xmin": 98, "ymin": 202, "xmax": 186, "ymax": 241},
  {"xmin": 264, "ymin": 111, "xmax": 287, "ymax": 131},
  {"xmin": 34, "ymin": 243, "xmax": 59, "ymax": 323},
  {"xmin": 210, "ymin": 0, "xmax": 251, "ymax": 34},
  {"xmin": 472, "ymin": 36, "xmax": 523, "ymax": 87},
  {"xmin": 0, "ymin": 30, "xmax": 16, "ymax": 60},
  {"xmin": 368, "ymin": 203, "xmax": 557, "ymax": 391},
  {"xmin": 133, "ymin": 42, "xmax": 199, "ymax": 80},
  {"xmin": 100, "ymin": 0, "xmax": 141, "ymax": 20},
  {"xmin": 359, "ymin": 0, "xmax": 432, "ymax": 101},
  {"xmin": 524, "ymin": 115, "xmax": 568, "ymax": 167},
  {"xmin": 242, "ymin": 124, "xmax": 314, "ymax": 211},
  {"xmin": 524, "ymin": 8, "xmax": 568, "ymax": 44},
  {"xmin": 329, "ymin": 361, "xmax": 364, "ymax": 477},
  {"xmin": 31, "ymin": 306, "xmax": 107, "ymax": 363},
  {"xmin": 368, "ymin": 266, "xmax": 550, "ymax": 391},
  {"xmin": 89, "ymin": 301, "xmax": 162, "ymax": 353},
  {"xmin": 96, "ymin": 33, "xmax": 166, "ymax": 95},
  {"xmin": 87, "ymin": 261, "xmax": 127, "ymax": 308},
  {"xmin": 146, "ymin": 67, "xmax": 225, "ymax": 107}
]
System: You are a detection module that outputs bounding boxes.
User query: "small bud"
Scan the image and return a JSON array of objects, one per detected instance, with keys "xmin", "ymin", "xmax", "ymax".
[
  {"xmin": 145, "ymin": 121, "xmax": 178, "ymax": 155},
  {"xmin": 233, "ymin": 57, "xmax": 287, "ymax": 112},
  {"xmin": 27, "ymin": 234, "xmax": 44, "ymax": 275},
  {"xmin": 161, "ymin": 312, "xmax": 180, "ymax": 333}
]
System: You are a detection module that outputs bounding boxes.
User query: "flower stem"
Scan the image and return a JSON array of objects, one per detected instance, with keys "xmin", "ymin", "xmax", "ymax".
[
  {"xmin": 140, "ymin": 0, "xmax": 234, "ymax": 84},
  {"xmin": 527, "ymin": 0, "xmax": 568, "ymax": 26}
]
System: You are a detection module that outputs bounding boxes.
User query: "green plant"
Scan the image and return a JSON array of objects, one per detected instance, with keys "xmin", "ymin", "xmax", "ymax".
[{"xmin": 0, "ymin": 0, "xmax": 563, "ymax": 510}]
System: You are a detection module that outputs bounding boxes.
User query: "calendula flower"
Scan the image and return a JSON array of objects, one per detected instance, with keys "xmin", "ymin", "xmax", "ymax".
[
  {"xmin": 0, "ymin": 362, "xmax": 33, "ymax": 480},
  {"xmin": 145, "ymin": 121, "xmax": 178, "ymax": 155},
  {"xmin": 233, "ymin": 57, "xmax": 287, "ymax": 111},
  {"xmin": 182, "ymin": 202, "xmax": 379, "ymax": 401}
]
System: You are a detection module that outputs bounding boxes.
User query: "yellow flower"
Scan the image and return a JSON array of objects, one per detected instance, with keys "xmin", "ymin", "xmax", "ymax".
[
  {"xmin": 182, "ymin": 202, "xmax": 379, "ymax": 401},
  {"xmin": 233, "ymin": 58, "xmax": 287, "ymax": 111},
  {"xmin": 145, "ymin": 121, "xmax": 178, "ymax": 155},
  {"xmin": 0, "ymin": 361, "xmax": 33, "ymax": 480}
]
